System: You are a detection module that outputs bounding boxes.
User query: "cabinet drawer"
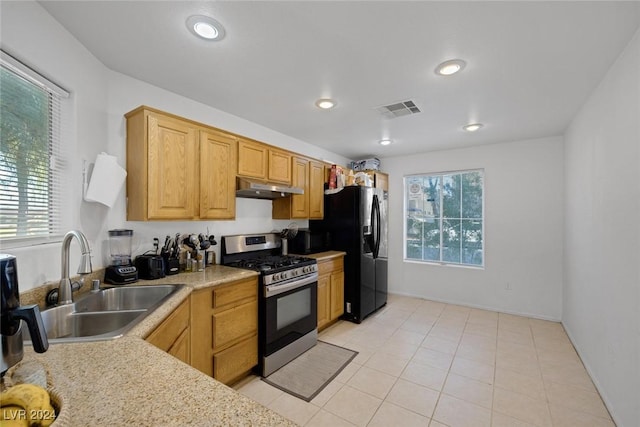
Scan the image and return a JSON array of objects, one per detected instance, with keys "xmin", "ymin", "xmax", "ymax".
[
  {"xmin": 213, "ymin": 335, "xmax": 258, "ymax": 385},
  {"xmin": 318, "ymin": 257, "xmax": 344, "ymax": 276},
  {"xmin": 212, "ymin": 279, "xmax": 256, "ymax": 309},
  {"xmin": 146, "ymin": 297, "xmax": 190, "ymax": 352},
  {"xmin": 212, "ymin": 300, "xmax": 258, "ymax": 351}
]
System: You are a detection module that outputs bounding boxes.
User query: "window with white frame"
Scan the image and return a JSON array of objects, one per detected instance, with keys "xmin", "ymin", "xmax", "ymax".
[
  {"xmin": 405, "ymin": 169, "xmax": 484, "ymax": 267},
  {"xmin": 0, "ymin": 50, "xmax": 69, "ymax": 244}
]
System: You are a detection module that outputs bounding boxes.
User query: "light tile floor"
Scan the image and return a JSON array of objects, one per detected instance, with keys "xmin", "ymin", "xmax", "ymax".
[{"xmin": 234, "ymin": 294, "xmax": 614, "ymax": 426}]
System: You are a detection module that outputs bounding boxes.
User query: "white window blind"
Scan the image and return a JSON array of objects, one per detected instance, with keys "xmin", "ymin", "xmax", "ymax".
[{"xmin": 0, "ymin": 50, "xmax": 69, "ymax": 244}]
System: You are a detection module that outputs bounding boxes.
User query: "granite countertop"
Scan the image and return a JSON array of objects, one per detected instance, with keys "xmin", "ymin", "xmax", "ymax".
[
  {"xmin": 13, "ymin": 265, "xmax": 296, "ymax": 427},
  {"xmin": 301, "ymin": 250, "xmax": 346, "ymax": 262}
]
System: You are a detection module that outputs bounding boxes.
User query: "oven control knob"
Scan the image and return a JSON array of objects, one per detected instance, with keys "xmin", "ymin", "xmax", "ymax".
[
  {"xmin": 273, "ymin": 273, "xmax": 280, "ymax": 281},
  {"xmin": 281, "ymin": 272, "xmax": 288, "ymax": 280}
]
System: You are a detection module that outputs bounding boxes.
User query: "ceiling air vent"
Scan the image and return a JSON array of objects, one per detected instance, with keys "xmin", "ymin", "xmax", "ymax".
[{"xmin": 376, "ymin": 100, "xmax": 421, "ymax": 119}]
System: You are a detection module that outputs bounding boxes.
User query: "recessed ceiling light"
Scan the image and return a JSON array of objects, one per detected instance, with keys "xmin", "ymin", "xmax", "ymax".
[
  {"xmin": 463, "ymin": 123, "xmax": 483, "ymax": 132},
  {"xmin": 315, "ymin": 98, "xmax": 336, "ymax": 109},
  {"xmin": 186, "ymin": 15, "xmax": 225, "ymax": 41},
  {"xmin": 435, "ymin": 59, "xmax": 466, "ymax": 76},
  {"xmin": 379, "ymin": 139, "xmax": 392, "ymax": 146}
]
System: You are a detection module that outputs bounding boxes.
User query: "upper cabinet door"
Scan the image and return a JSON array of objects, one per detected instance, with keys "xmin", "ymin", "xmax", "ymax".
[
  {"xmin": 290, "ymin": 156, "xmax": 309, "ymax": 218},
  {"xmin": 308, "ymin": 160, "xmax": 324, "ymax": 219},
  {"xmin": 147, "ymin": 114, "xmax": 198, "ymax": 219},
  {"xmin": 200, "ymin": 129, "xmax": 237, "ymax": 219},
  {"xmin": 268, "ymin": 149, "xmax": 292, "ymax": 184},
  {"xmin": 237, "ymin": 139, "xmax": 267, "ymax": 179}
]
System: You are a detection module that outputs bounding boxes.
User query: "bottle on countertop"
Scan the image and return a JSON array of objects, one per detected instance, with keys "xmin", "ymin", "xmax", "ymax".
[{"xmin": 185, "ymin": 252, "xmax": 192, "ymax": 272}]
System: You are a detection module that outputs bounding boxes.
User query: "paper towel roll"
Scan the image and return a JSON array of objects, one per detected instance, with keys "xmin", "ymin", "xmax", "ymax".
[{"xmin": 85, "ymin": 152, "xmax": 127, "ymax": 208}]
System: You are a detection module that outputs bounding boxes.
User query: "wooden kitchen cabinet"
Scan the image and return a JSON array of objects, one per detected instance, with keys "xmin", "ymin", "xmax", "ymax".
[
  {"xmin": 317, "ymin": 274, "xmax": 331, "ymax": 328},
  {"xmin": 363, "ymin": 170, "xmax": 389, "ymax": 192},
  {"xmin": 237, "ymin": 138, "xmax": 268, "ymax": 179},
  {"xmin": 125, "ymin": 106, "xmax": 237, "ymax": 220},
  {"xmin": 146, "ymin": 296, "xmax": 191, "ymax": 365},
  {"xmin": 268, "ymin": 149, "xmax": 292, "ymax": 183},
  {"xmin": 289, "ymin": 156, "xmax": 308, "ymax": 217},
  {"xmin": 190, "ymin": 277, "xmax": 258, "ymax": 385},
  {"xmin": 308, "ymin": 160, "xmax": 325, "ymax": 219},
  {"xmin": 272, "ymin": 157, "xmax": 324, "ymax": 219},
  {"xmin": 330, "ymin": 270, "xmax": 345, "ymax": 320},
  {"xmin": 315, "ymin": 254, "xmax": 345, "ymax": 331},
  {"xmin": 127, "ymin": 109, "xmax": 198, "ymax": 220},
  {"xmin": 199, "ymin": 129, "xmax": 237, "ymax": 219},
  {"xmin": 237, "ymin": 139, "xmax": 292, "ymax": 184}
]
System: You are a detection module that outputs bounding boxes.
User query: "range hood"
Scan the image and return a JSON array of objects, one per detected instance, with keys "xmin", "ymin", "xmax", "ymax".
[{"xmin": 235, "ymin": 177, "xmax": 304, "ymax": 200}]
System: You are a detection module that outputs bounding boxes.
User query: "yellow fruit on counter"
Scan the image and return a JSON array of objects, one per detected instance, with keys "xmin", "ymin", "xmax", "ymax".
[
  {"xmin": 0, "ymin": 384, "xmax": 55, "ymax": 427},
  {"xmin": 0, "ymin": 418, "xmax": 29, "ymax": 427}
]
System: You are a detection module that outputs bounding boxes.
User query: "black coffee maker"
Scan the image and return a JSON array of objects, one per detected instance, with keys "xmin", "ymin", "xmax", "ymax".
[{"xmin": 1, "ymin": 254, "xmax": 49, "ymax": 376}]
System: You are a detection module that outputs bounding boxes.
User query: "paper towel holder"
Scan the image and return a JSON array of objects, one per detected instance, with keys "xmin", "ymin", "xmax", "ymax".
[
  {"xmin": 82, "ymin": 153, "xmax": 127, "ymax": 208},
  {"xmin": 82, "ymin": 159, "xmax": 92, "ymax": 201}
]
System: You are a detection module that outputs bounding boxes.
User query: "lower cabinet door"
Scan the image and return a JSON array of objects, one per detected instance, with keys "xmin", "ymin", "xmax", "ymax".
[
  {"xmin": 212, "ymin": 300, "xmax": 258, "ymax": 351},
  {"xmin": 213, "ymin": 334, "xmax": 258, "ymax": 385},
  {"xmin": 168, "ymin": 327, "xmax": 190, "ymax": 365},
  {"xmin": 317, "ymin": 274, "xmax": 331, "ymax": 328},
  {"xmin": 330, "ymin": 271, "xmax": 344, "ymax": 320}
]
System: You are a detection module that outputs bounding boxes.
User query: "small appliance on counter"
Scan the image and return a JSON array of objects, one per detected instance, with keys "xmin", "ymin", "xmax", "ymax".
[
  {"xmin": 135, "ymin": 254, "xmax": 165, "ymax": 280},
  {"xmin": 288, "ymin": 228, "xmax": 331, "ymax": 255},
  {"xmin": 104, "ymin": 229, "xmax": 138, "ymax": 285},
  {"xmin": 1, "ymin": 254, "xmax": 49, "ymax": 376},
  {"xmin": 134, "ymin": 237, "xmax": 166, "ymax": 280}
]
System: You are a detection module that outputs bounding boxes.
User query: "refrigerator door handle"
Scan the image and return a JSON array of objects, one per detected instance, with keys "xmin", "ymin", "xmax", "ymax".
[{"xmin": 372, "ymin": 194, "xmax": 381, "ymax": 258}]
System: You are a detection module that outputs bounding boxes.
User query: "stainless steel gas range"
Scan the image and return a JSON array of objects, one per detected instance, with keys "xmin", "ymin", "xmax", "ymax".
[{"xmin": 221, "ymin": 233, "xmax": 318, "ymax": 377}]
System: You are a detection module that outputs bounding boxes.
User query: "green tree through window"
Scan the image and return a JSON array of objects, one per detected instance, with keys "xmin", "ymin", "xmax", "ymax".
[
  {"xmin": 405, "ymin": 170, "xmax": 484, "ymax": 266},
  {"xmin": 1, "ymin": 58, "xmax": 61, "ymax": 240}
]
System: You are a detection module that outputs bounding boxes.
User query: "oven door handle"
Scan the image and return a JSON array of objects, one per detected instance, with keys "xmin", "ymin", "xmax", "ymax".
[{"xmin": 264, "ymin": 274, "xmax": 318, "ymax": 298}]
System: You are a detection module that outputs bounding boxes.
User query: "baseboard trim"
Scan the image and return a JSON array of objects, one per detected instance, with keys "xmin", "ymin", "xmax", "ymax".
[
  {"xmin": 388, "ymin": 290, "xmax": 561, "ymax": 322},
  {"xmin": 562, "ymin": 323, "xmax": 620, "ymax": 426}
]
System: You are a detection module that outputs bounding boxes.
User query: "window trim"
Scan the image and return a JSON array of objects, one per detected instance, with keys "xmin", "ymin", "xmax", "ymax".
[
  {"xmin": 0, "ymin": 50, "xmax": 69, "ymax": 98},
  {"xmin": 403, "ymin": 168, "xmax": 485, "ymax": 269}
]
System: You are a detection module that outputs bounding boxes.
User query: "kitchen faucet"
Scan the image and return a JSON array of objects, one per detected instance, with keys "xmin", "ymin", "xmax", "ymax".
[{"xmin": 58, "ymin": 230, "xmax": 93, "ymax": 305}]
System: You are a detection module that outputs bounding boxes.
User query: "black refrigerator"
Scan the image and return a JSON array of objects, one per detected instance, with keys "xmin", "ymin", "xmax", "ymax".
[{"xmin": 310, "ymin": 185, "xmax": 388, "ymax": 323}]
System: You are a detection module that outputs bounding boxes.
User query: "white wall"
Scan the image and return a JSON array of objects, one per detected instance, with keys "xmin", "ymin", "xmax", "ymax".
[
  {"xmin": 0, "ymin": 1, "xmax": 349, "ymax": 291},
  {"xmin": 382, "ymin": 136, "xmax": 564, "ymax": 320},
  {"xmin": 563, "ymin": 29, "xmax": 640, "ymax": 427},
  {"xmin": 1, "ymin": 1, "xmax": 109, "ymax": 289}
]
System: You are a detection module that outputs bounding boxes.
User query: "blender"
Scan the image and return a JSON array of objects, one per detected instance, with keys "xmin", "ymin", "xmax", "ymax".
[{"xmin": 104, "ymin": 229, "xmax": 138, "ymax": 285}]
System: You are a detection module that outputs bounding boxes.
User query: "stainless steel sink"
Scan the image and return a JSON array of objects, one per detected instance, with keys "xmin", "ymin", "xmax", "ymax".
[
  {"xmin": 74, "ymin": 285, "xmax": 178, "ymax": 312},
  {"xmin": 24, "ymin": 284, "xmax": 182, "ymax": 344}
]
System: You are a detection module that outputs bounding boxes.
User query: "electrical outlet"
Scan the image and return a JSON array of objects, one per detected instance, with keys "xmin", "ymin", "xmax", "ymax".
[{"xmin": 505, "ymin": 282, "xmax": 512, "ymax": 290}]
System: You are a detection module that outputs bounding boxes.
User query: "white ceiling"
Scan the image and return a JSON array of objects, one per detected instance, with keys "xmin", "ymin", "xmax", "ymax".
[{"xmin": 40, "ymin": 1, "xmax": 640, "ymax": 160}]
